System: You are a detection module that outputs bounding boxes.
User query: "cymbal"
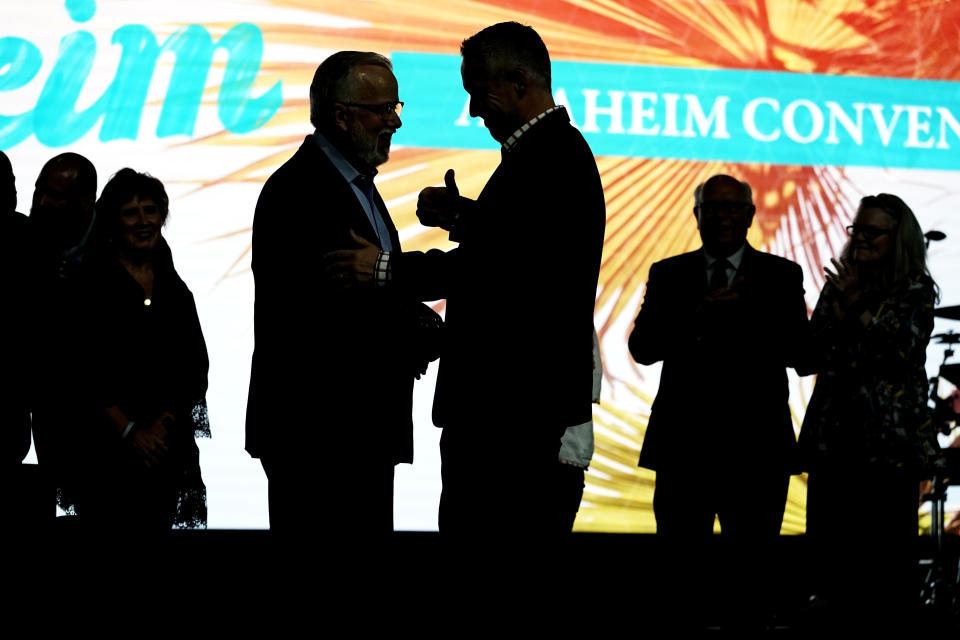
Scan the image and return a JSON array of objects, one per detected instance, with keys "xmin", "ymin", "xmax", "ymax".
[
  {"xmin": 940, "ymin": 363, "xmax": 960, "ymax": 386},
  {"xmin": 934, "ymin": 306, "xmax": 960, "ymax": 321},
  {"xmin": 934, "ymin": 333, "xmax": 960, "ymax": 344}
]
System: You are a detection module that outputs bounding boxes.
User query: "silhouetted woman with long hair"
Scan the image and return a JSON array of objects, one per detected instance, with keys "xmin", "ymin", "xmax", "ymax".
[{"xmin": 800, "ymin": 193, "xmax": 943, "ymax": 630}]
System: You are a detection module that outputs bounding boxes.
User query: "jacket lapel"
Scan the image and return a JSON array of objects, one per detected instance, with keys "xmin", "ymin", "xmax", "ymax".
[{"xmin": 301, "ymin": 137, "xmax": 382, "ymax": 248}]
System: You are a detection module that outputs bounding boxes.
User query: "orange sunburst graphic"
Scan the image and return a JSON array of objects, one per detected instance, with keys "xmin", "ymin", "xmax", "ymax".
[{"xmin": 172, "ymin": 0, "xmax": 960, "ymax": 532}]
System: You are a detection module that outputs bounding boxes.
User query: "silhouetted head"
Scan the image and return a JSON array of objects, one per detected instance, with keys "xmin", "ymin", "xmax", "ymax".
[
  {"xmin": 95, "ymin": 168, "xmax": 168, "ymax": 259},
  {"xmin": 693, "ymin": 174, "xmax": 755, "ymax": 258},
  {"xmin": 31, "ymin": 152, "xmax": 97, "ymax": 249},
  {"xmin": 460, "ymin": 22, "xmax": 554, "ymax": 144},
  {"xmin": 0, "ymin": 150, "xmax": 14, "ymax": 214},
  {"xmin": 309, "ymin": 51, "xmax": 401, "ymax": 173},
  {"xmin": 841, "ymin": 193, "xmax": 934, "ymax": 292}
]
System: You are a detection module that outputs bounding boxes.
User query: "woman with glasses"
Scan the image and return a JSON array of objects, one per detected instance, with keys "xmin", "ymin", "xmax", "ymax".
[{"xmin": 799, "ymin": 193, "xmax": 943, "ymax": 629}]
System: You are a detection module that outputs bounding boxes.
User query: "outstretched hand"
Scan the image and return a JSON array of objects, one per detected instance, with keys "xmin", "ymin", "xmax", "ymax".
[
  {"xmin": 323, "ymin": 229, "xmax": 380, "ymax": 288},
  {"xmin": 417, "ymin": 169, "xmax": 462, "ymax": 230}
]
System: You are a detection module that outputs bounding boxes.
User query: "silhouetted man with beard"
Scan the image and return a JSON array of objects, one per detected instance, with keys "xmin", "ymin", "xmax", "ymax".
[{"xmin": 246, "ymin": 51, "xmax": 440, "ymax": 539}]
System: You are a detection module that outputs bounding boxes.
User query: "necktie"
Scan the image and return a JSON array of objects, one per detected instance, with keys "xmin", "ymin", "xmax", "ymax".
[{"xmin": 711, "ymin": 258, "xmax": 731, "ymax": 290}]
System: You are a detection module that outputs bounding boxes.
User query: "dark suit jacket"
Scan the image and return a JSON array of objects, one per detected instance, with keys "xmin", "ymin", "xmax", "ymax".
[
  {"xmin": 245, "ymin": 135, "xmax": 421, "ymax": 464},
  {"xmin": 629, "ymin": 245, "xmax": 807, "ymax": 474},
  {"xmin": 1, "ymin": 210, "xmax": 31, "ymax": 464},
  {"xmin": 395, "ymin": 108, "xmax": 606, "ymax": 430}
]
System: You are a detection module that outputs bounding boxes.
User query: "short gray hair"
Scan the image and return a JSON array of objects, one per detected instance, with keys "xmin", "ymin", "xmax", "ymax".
[
  {"xmin": 694, "ymin": 175, "xmax": 753, "ymax": 206},
  {"xmin": 461, "ymin": 22, "xmax": 551, "ymax": 91},
  {"xmin": 309, "ymin": 51, "xmax": 392, "ymax": 131}
]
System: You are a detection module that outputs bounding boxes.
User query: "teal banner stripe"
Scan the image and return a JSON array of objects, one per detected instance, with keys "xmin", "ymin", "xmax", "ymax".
[{"xmin": 392, "ymin": 52, "xmax": 960, "ymax": 170}]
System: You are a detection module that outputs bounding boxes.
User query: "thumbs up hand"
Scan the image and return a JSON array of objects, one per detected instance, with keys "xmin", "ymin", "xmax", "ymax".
[
  {"xmin": 443, "ymin": 168, "xmax": 459, "ymax": 198},
  {"xmin": 417, "ymin": 168, "xmax": 469, "ymax": 231},
  {"xmin": 323, "ymin": 229, "xmax": 381, "ymax": 288}
]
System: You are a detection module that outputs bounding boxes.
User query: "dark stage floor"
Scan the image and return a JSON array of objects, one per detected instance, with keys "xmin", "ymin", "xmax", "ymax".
[{"xmin": 10, "ymin": 528, "xmax": 958, "ymax": 634}]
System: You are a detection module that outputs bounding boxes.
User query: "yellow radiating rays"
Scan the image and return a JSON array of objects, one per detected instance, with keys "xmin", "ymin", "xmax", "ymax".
[
  {"xmin": 579, "ymin": 401, "xmax": 655, "ymax": 532},
  {"xmin": 162, "ymin": 0, "xmax": 959, "ymax": 532},
  {"xmin": 766, "ymin": 0, "xmax": 871, "ymax": 57}
]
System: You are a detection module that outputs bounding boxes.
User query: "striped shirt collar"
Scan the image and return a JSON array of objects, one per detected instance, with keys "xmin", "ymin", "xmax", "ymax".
[{"xmin": 502, "ymin": 105, "xmax": 565, "ymax": 153}]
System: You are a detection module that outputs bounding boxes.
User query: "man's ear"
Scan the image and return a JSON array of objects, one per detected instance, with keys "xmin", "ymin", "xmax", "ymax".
[
  {"xmin": 745, "ymin": 205, "xmax": 756, "ymax": 229},
  {"xmin": 332, "ymin": 103, "xmax": 350, "ymax": 132},
  {"xmin": 506, "ymin": 68, "xmax": 528, "ymax": 98},
  {"xmin": 693, "ymin": 207, "xmax": 701, "ymax": 230}
]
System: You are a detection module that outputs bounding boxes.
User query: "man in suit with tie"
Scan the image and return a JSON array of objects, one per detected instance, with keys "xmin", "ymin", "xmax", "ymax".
[
  {"xmin": 628, "ymin": 174, "xmax": 807, "ymax": 627},
  {"xmin": 246, "ymin": 51, "xmax": 440, "ymax": 536}
]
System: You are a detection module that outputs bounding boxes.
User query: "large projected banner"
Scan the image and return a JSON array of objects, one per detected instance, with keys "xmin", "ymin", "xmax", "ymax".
[{"xmin": 4, "ymin": 0, "xmax": 959, "ymax": 531}]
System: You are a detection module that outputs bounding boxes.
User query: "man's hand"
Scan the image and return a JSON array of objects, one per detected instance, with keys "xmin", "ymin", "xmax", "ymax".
[
  {"xmin": 701, "ymin": 274, "xmax": 745, "ymax": 309},
  {"xmin": 417, "ymin": 169, "xmax": 463, "ymax": 230},
  {"xmin": 410, "ymin": 303, "xmax": 443, "ymax": 379},
  {"xmin": 128, "ymin": 412, "xmax": 173, "ymax": 470},
  {"xmin": 323, "ymin": 229, "xmax": 380, "ymax": 288}
]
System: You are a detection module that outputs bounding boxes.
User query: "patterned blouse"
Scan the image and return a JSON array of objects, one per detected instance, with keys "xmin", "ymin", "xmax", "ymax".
[{"xmin": 799, "ymin": 274, "xmax": 944, "ymax": 474}]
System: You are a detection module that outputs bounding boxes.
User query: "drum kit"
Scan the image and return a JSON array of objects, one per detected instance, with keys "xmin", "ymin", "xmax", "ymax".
[{"xmin": 921, "ymin": 303, "xmax": 960, "ymax": 615}]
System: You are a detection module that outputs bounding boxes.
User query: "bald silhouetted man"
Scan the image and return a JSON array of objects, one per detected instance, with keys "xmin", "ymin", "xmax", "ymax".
[
  {"xmin": 30, "ymin": 152, "xmax": 97, "ymax": 279},
  {"xmin": 28, "ymin": 153, "xmax": 98, "ymax": 499}
]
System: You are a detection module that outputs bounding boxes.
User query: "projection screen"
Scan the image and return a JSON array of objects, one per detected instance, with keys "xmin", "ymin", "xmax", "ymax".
[{"xmin": 4, "ymin": 0, "xmax": 959, "ymax": 531}]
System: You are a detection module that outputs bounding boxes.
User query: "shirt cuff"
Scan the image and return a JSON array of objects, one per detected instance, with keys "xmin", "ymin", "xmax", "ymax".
[{"xmin": 375, "ymin": 251, "xmax": 392, "ymax": 287}]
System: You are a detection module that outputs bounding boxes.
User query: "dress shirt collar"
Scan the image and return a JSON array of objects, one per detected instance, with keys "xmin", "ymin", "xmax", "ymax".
[
  {"xmin": 502, "ymin": 105, "xmax": 565, "ymax": 153},
  {"xmin": 312, "ymin": 130, "xmax": 377, "ymax": 184},
  {"xmin": 703, "ymin": 243, "xmax": 747, "ymax": 271},
  {"xmin": 60, "ymin": 207, "xmax": 97, "ymax": 265}
]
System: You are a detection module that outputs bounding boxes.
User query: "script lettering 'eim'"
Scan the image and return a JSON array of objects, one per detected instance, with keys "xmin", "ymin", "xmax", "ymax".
[{"xmin": 0, "ymin": 0, "xmax": 282, "ymax": 148}]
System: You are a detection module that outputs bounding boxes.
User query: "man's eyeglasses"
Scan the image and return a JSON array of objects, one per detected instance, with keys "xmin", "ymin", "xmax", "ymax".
[
  {"xmin": 846, "ymin": 224, "xmax": 894, "ymax": 241},
  {"xmin": 696, "ymin": 201, "xmax": 755, "ymax": 217},
  {"xmin": 340, "ymin": 101, "xmax": 404, "ymax": 119}
]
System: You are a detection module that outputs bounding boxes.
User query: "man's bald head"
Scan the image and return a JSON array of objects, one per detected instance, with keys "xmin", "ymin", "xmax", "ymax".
[
  {"xmin": 31, "ymin": 153, "xmax": 98, "ymax": 249},
  {"xmin": 0, "ymin": 150, "xmax": 14, "ymax": 214},
  {"xmin": 35, "ymin": 153, "xmax": 97, "ymax": 200}
]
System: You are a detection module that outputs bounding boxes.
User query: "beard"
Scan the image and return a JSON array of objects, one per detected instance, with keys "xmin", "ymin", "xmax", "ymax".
[{"xmin": 347, "ymin": 120, "xmax": 393, "ymax": 170}]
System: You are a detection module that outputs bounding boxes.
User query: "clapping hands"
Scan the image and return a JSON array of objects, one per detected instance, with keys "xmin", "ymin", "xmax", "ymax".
[{"xmin": 824, "ymin": 257, "xmax": 860, "ymax": 302}]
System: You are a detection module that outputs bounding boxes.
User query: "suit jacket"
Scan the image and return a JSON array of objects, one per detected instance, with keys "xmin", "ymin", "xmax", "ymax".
[
  {"xmin": 395, "ymin": 108, "xmax": 606, "ymax": 430},
  {"xmin": 629, "ymin": 245, "xmax": 807, "ymax": 473},
  {"xmin": 0, "ymin": 210, "xmax": 31, "ymax": 464},
  {"xmin": 245, "ymin": 135, "xmax": 422, "ymax": 464}
]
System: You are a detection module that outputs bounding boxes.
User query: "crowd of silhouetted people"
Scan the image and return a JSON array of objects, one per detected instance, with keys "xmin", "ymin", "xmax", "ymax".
[
  {"xmin": 3, "ymin": 151, "xmax": 209, "ymax": 532},
  {"xmin": 2, "ymin": 20, "xmax": 951, "ymax": 632}
]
